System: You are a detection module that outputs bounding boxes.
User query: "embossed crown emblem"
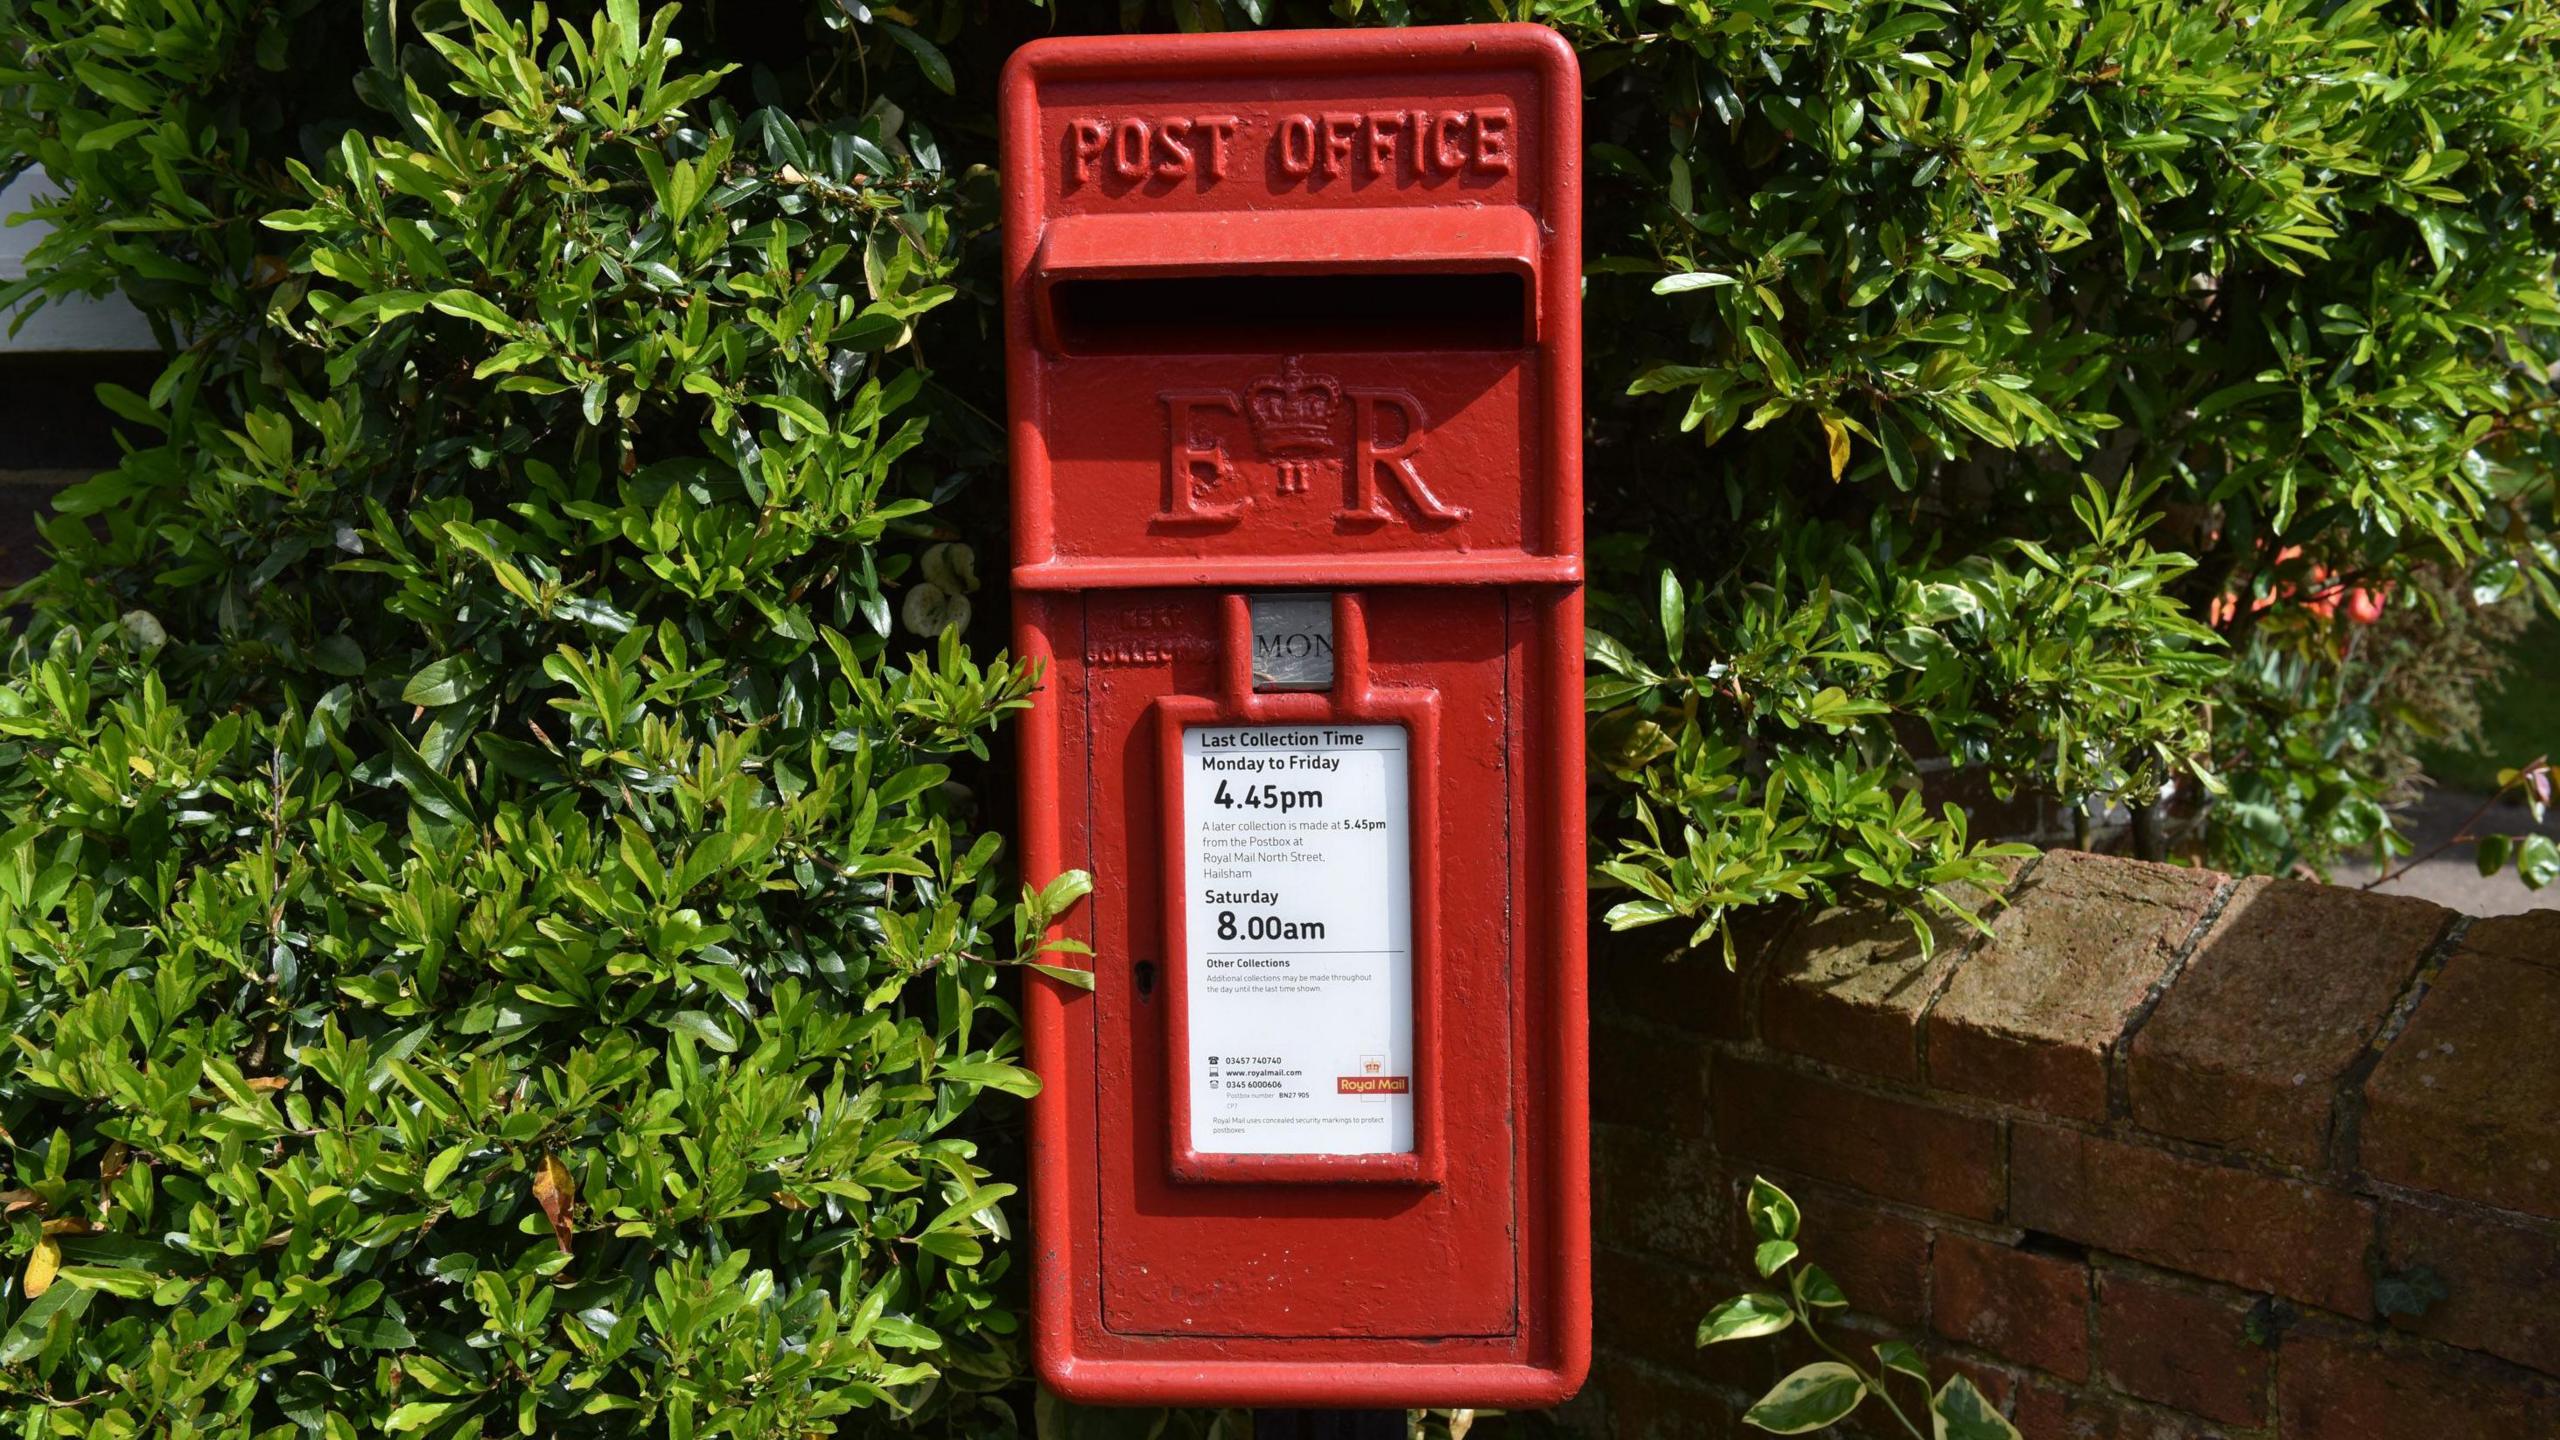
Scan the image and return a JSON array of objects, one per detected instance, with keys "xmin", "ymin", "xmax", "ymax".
[{"xmin": 1245, "ymin": 356, "xmax": 1344, "ymax": 459}]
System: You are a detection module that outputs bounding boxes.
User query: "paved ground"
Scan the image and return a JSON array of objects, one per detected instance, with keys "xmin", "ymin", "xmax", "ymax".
[{"xmin": 2330, "ymin": 786, "xmax": 2560, "ymax": 916}]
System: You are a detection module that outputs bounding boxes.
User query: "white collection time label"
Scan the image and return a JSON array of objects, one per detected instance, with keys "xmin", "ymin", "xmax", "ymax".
[{"xmin": 1181, "ymin": 724, "xmax": 1413, "ymax": 1156}]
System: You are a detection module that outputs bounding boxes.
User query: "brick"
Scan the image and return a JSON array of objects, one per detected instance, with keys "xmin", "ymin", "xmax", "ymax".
[
  {"xmin": 2361, "ymin": 942, "xmax": 2560, "ymax": 1219},
  {"xmin": 2379, "ymin": 1200, "xmax": 2560, "ymax": 1376},
  {"xmin": 2010, "ymin": 1125, "xmax": 2375, "ymax": 1318},
  {"xmin": 1725, "ymin": 1182, "xmax": 1930, "ymax": 1329},
  {"xmin": 1591, "ymin": 907, "xmax": 1792, "ymax": 1044},
  {"xmin": 1927, "ymin": 852, "xmax": 2224, "ymax": 1121},
  {"xmin": 1585, "ymin": 1354, "xmax": 1745, "ymax": 1440},
  {"xmin": 2127, "ymin": 877, "xmax": 2444, "ymax": 1168},
  {"xmin": 2011, "ymin": 1381, "xmax": 2229, "ymax": 1439},
  {"xmin": 1593, "ymin": 1012, "xmax": 1712, "ymax": 1137},
  {"xmin": 1541, "ymin": 1369, "xmax": 1617, "ymax": 1440},
  {"xmin": 1712, "ymin": 1055, "xmax": 2004, "ymax": 1222},
  {"xmin": 2455, "ymin": 909, "xmax": 2560, "ymax": 971},
  {"xmin": 1926, "ymin": 1347, "xmax": 2032, "ymax": 1418},
  {"xmin": 2093, "ymin": 1266, "xmax": 2269, "ymax": 1427},
  {"xmin": 1758, "ymin": 858, "xmax": 2026, "ymax": 1084},
  {"xmin": 1760, "ymin": 902, "xmax": 1960, "ymax": 1084},
  {"xmin": 2277, "ymin": 1325, "xmax": 2560, "ymax": 1440},
  {"xmin": 1596, "ymin": 1124, "xmax": 1727, "ymax": 1266},
  {"xmin": 1930, "ymin": 1231, "xmax": 2091, "ymax": 1382},
  {"xmin": 1593, "ymin": 1245, "xmax": 1764, "ymax": 1386}
]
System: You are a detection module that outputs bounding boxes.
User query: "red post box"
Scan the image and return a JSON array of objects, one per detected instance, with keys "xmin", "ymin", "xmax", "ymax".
[{"xmin": 1003, "ymin": 25, "xmax": 1586, "ymax": 1408}]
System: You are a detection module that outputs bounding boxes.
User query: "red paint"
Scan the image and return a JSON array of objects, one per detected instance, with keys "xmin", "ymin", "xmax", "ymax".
[
  {"xmin": 1154, "ymin": 596, "xmax": 1453, "ymax": 1191},
  {"xmin": 1003, "ymin": 26, "xmax": 1588, "ymax": 1408}
]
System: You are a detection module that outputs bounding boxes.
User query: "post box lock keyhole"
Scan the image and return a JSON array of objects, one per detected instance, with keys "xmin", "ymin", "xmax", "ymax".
[{"xmin": 1134, "ymin": 958, "xmax": 1157, "ymax": 999}]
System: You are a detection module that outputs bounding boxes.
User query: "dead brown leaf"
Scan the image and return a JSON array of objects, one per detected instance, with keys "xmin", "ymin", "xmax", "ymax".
[
  {"xmin": 531, "ymin": 1152, "xmax": 575, "ymax": 1255},
  {"xmin": 23, "ymin": 1236, "xmax": 59, "ymax": 1298}
]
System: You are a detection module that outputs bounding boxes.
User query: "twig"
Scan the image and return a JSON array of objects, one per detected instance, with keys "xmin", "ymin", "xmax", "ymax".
[{"xmin": 2363, "ymin": 759, "xmax": 2550, "ymax": 890}]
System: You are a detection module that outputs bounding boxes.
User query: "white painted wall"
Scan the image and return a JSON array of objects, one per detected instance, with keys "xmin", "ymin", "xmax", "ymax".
[{"xmin": 1, "ymin": 169, "xmax": 159, "ymax": 353}]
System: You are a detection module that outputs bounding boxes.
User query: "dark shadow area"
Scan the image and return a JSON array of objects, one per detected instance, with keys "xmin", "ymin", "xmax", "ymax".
[{"xmin": 1050, "ymin": 272, "xmax": 1527, "ymax": 355}]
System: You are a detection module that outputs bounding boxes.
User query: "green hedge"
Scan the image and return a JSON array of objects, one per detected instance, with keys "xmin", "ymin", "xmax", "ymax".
[
  {"xmin": 1, "ymin": 3, "xmax": 1060, "ymax": 1434},
  {"xmin": 2, "ymin": 0, "xmax": 2555, "ymax": 1435},
  {"xmin": 1575, "ymin": 0, "xmax": 2560, "ymax": 941}
]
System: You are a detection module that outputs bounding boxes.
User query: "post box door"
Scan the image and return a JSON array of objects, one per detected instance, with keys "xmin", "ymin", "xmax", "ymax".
[{"xmin": 1078, "ymin": 589, "xmax": 1521, "ymax": 1338}]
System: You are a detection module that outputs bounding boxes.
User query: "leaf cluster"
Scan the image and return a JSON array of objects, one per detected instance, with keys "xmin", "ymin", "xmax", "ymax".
[
  {"xmin": 1588, "ymin": 478, "xmax": 2215, "ymax": 955},
  {"xmin": 1699, "ymin": 1176, "xmax": 2019, "ymax": 1439},
  {"xmin": 0, "ymin": 1, "xmax": 1072, "ymax": 1434},
  {"xmin": 1566, "ymin": 0, "xmax": 2560, "ymax": 914}
]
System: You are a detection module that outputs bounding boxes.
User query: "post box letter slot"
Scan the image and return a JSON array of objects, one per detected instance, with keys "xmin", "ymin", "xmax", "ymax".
[{"xmin": 1048, "ymin": 272, "xmax": 1528, "ymax": 355}]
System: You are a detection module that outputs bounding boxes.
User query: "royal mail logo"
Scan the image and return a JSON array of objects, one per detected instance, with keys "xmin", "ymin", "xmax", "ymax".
[
  {"xmin": 1160, "ymin": 358, "xmax": 1467, "ymax": 529},
  {"xmin": 1337, "ymin": 1074, "xmax": 1411, "ymax": 1095}
]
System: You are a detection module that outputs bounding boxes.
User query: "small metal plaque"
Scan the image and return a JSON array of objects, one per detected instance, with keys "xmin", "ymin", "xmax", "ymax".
[{"xmin": 1249, "ymin": 593, "xmax": 1334, "ymax": 692}]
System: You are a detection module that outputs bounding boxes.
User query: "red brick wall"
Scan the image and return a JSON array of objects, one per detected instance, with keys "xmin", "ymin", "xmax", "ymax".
[{"xmin": 1573, "ymin": 850, "xmax": 2560, "ymax": 1440}]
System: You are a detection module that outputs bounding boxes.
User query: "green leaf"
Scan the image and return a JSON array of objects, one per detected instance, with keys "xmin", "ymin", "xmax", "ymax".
[
  {"xmin": 385, "ymin": 1402, "xmax": 461, "ymax": 1434},
  {"xmin": 2516, "ymin": 834, "xmax": 2560, "ymax": 890},
  {"xmin": 751, "ymin": 394, "xmax": 832, "ymax": 435},
  {"xmin": 1744, "ymin": 1362, "xmax": 1867, "ymax": 1433},
  {"xmin": 1586, "ymin": 629, "xmax": 1657, "ymax": 682},
  {"xmin": 428, "ymin": 289, "xmax": 515, "ymax": 334},
  {"xmin": 1875, "ymin": 1339, "xmax": 1928, "ymax": 1383},
  {"xmin": 664, "ymin": 1010, "xmax": 739, "ymax": 1053},
  {"xmin": 1038, "ymin": 868, "xmax": 1097, "ymax": 915},
  {"xmin": 2475, "ymin": 832, "xmax": 2512, "ymax": 878},
  {"xmin": 384, "ymin": 727, "xmax": 472, "ymax": 824},
  {"xmin": 75, "ymin": 118, "xmax": 153, "ymax": 151},
  {"xmin": 424, "ymin": 1143, "xmax": 469, "ymax": 1194},
  {"xmin": 938, "ymin": 1059, "xmax": 1042, "ymax": 1096},
  {"xmin": 1698, "ymin": 1293, "xmax": 1794, "ymax": 1345},
  {"xmin": 329, "ymin": 290, "xmax": 432, "ymax": 326},
  {"xmin": 1743, "ymin": 326, "xmax": 1801, "ymax": 389},
  {"xmin": 1602, "ymin": 899, "xmax": 1679, "ymax": 930},
  {"xmin": 1654, "ymin": 271, "xmax": 1739, "ymax": 294},
  {"xmin": 402, "ymin": 656, "xmax": 481, "ymax": 707},
  {"xmin": 1931, "ymin": 1375, "xmax": 2021, "ymax": 1440},
  {"xmin": 363, "ymin": 0, "xmax": 399, "ymax": 74},
  {"xmin": 56, "ymin": 1266, "xmax": 157, "ymax": 1297},
  {"xmin": 340, "ymin": 1316, "xmax": 417, "ymax": 1350},
  {"xmin": 883, "ymin": 23, "xmax": 955, "ymax": 94},
  {"xmin": 1747, "ymin": 1176, "xmax": 1800, "ymax": 1244},
  {"xmin": 312, "ymin": 634, "xmax": 367, "ymax": 677},
  {"xmin": 1793, "ymin": 1263, "xmax": 1848, "ymax": 1309},
  {"xmin": 917, "ymin": 1230, "xmax": 982, "ymax": 1264},
  {"xmin": 0, "ymin": 1283, "xmax": 94, "ymax": 1364}
]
